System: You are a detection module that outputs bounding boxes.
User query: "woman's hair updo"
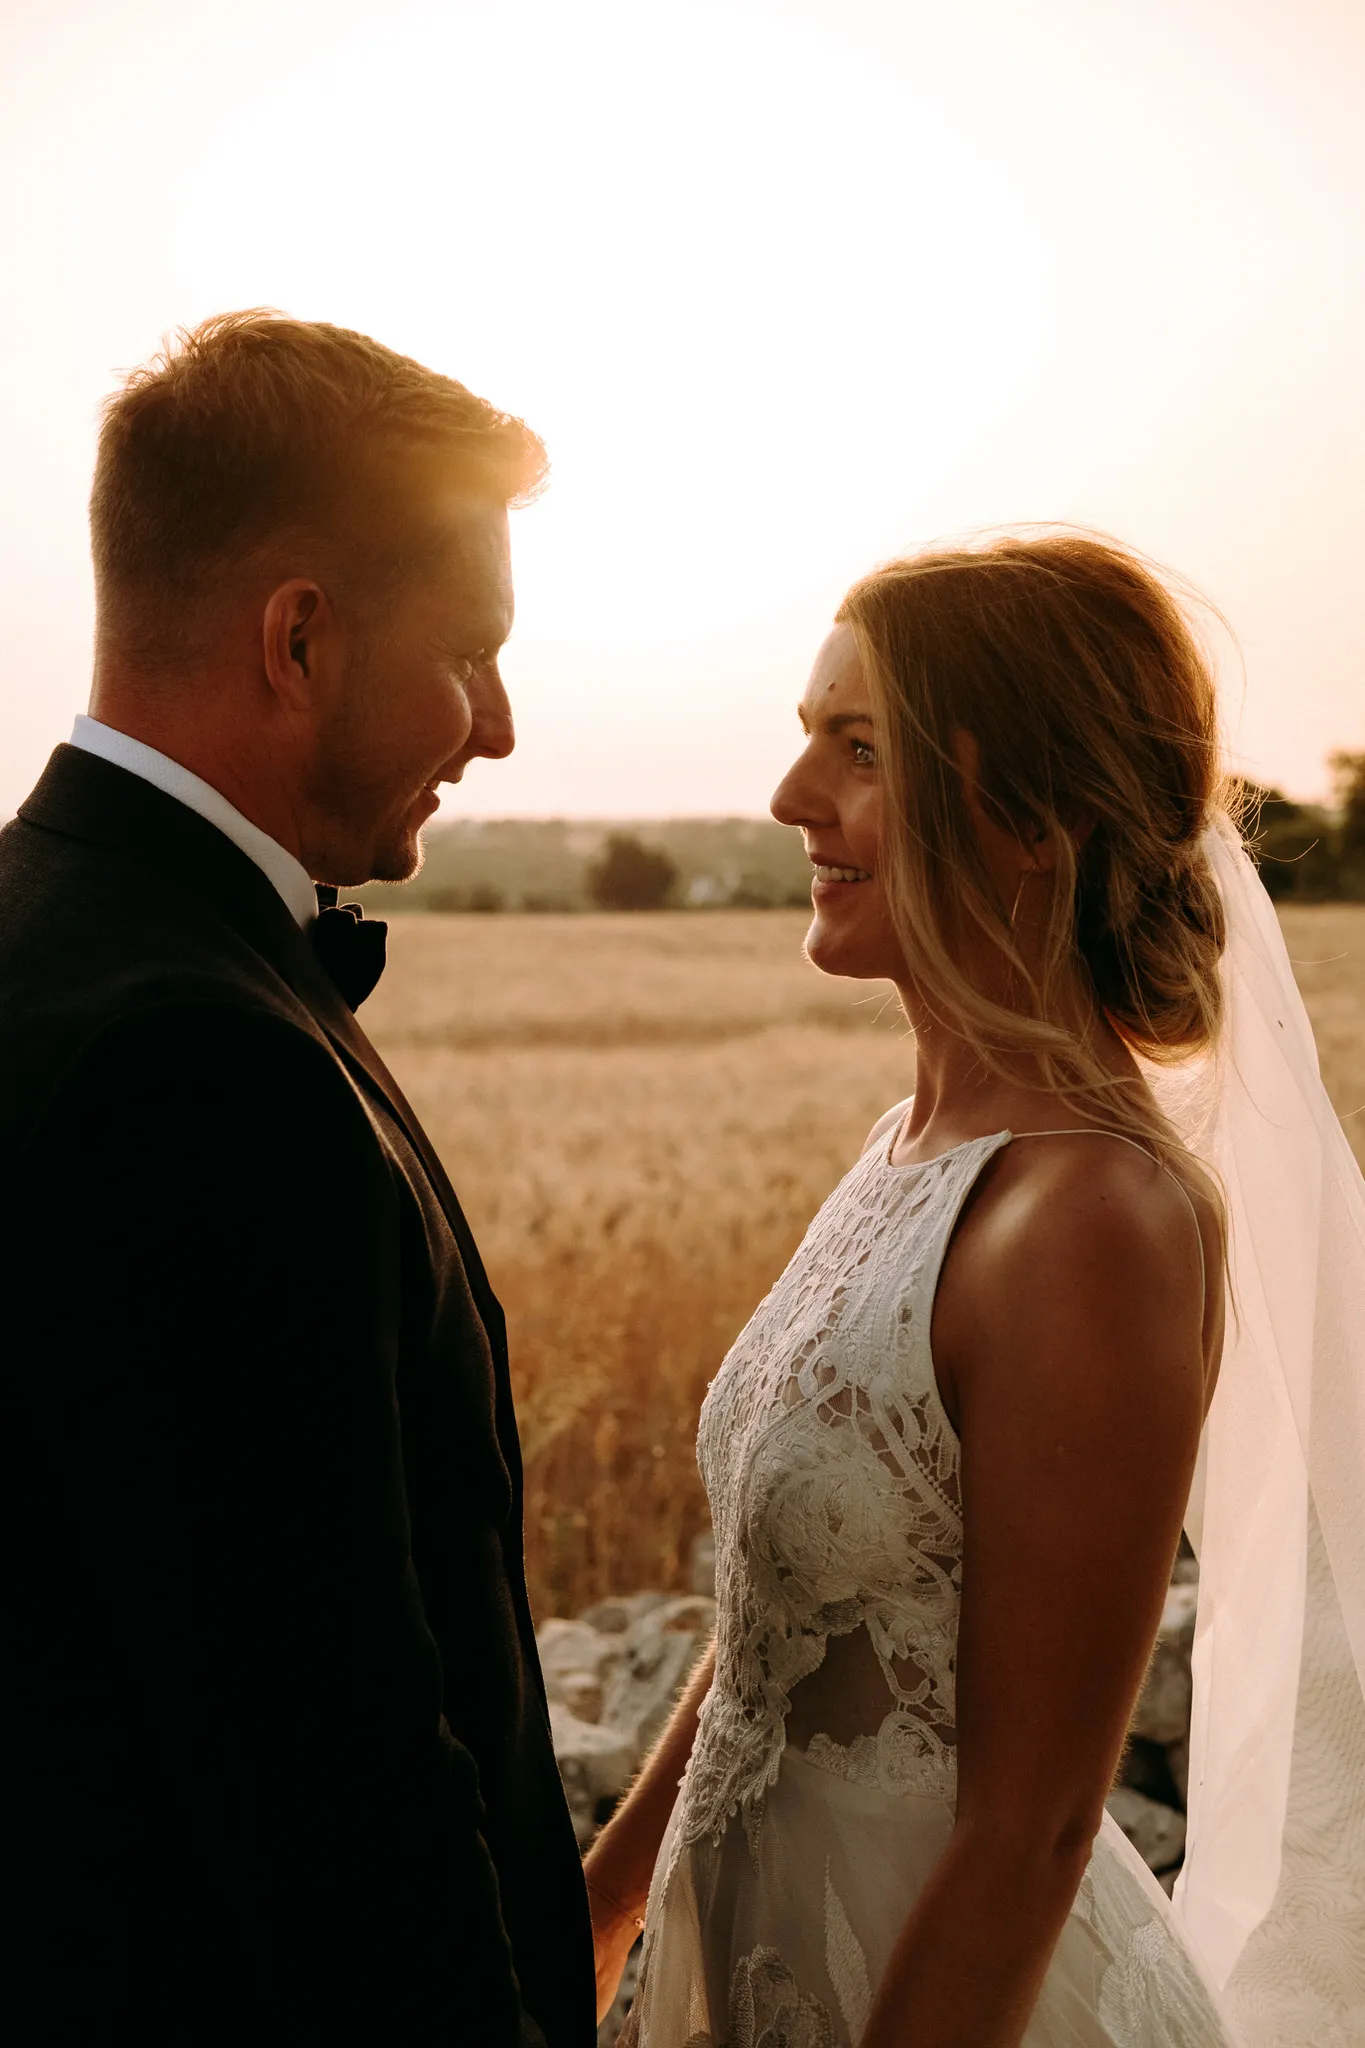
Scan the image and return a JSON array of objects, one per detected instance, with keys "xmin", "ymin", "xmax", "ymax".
[{"xmin": 836, "ymin": 530, "xmax": 1230, "ymax": 1130}]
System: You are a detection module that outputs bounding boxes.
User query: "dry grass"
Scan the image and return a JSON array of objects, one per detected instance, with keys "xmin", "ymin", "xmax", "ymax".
[{"xmin": 362, "ymin": 905, "xmax": 1365, "ymax": 1621}]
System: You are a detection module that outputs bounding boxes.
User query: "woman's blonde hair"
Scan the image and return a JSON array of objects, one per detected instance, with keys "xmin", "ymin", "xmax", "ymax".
[{"xmin": 836, "ymin": 529, "xmax": 1230, "ymax": 1165}]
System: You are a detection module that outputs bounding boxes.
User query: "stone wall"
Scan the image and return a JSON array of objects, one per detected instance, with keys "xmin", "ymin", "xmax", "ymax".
[{"xmin": 539, "ymin": 1535, "xmax": 1197, "ymax": 2042}]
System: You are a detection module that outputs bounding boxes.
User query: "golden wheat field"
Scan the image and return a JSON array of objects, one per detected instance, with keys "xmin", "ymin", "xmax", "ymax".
[{"xmin": 362, "ymin": 905, "xmax": 1365, "ymax": 1621}]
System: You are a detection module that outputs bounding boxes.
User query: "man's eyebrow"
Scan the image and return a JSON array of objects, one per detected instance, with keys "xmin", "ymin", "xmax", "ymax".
[{"xmin": 455, "ymin": 623, "xmax": 509, "ymax": 657}]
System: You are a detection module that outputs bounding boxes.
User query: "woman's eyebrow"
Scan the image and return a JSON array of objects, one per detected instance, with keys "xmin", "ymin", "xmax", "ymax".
[{"xmin": 798, "ymin": 706, "xmax": 874, "ymax": 734}]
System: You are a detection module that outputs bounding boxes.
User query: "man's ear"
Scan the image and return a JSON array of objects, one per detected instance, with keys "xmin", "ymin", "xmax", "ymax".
[{"xmin": 262, "ymin": 581, "xmax": 330, "ymax": 710}]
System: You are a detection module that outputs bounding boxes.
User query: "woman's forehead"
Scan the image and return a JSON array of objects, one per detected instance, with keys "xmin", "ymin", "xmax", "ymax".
[{"xmin": 800, "ymin": 623, "xmax": 867, "ymax": 726}]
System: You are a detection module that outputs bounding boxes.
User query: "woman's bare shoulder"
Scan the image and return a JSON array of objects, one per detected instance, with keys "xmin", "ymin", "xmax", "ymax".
[
  {"xmin": 934, "ymin": 1130, "xmax": 1221, "ymax": 1428},
  {"xmin": 964, "ymin": 1133, "xmax": 1210, "ymax": 1305},
  {"xmin": 860, "ymin": 1095, "xmax": 913, "ymax": 1157}
]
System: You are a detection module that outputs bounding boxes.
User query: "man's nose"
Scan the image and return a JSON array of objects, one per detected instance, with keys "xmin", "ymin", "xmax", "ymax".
[{"xmin": 470, "ymin": 664, "xmax": 515, "ymax": 761}]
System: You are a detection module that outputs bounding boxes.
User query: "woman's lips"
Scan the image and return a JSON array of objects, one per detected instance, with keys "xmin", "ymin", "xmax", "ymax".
[
  {"xmin": 810, "ymin": 871, "xmax": 872, "ymax": 906},
  {"xmin": 810, "ymin": 863, "xmax": 873, "ymax": 901},
  {"xmin": 811, "ymin": 863, "xmax": 872, "ymax": 884}
]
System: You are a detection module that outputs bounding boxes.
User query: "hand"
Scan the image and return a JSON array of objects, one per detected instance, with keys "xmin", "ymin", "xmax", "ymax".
[{"xmin": 585, "ymin": 1872, "xmax": 645, "ymax": 2024}]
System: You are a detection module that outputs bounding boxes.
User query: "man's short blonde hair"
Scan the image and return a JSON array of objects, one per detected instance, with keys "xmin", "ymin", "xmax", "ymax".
[{"xmin": 90, "ymin": 309, "xmax": 547, "ymax": 664}]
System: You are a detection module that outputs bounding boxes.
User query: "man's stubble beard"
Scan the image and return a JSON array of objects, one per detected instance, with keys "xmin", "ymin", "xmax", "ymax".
[
  {"xmin": 308, "ymin": 639, "xmax": 428, "ymax": 887},
  {"xmin": 368, "ymin": 819, "xmax": 427, "ymax": 886}
]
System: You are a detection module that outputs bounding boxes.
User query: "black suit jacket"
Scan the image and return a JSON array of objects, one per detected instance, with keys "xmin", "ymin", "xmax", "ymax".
[{"xmin": 0, "ymin": 746, "xmax": 594, "ymax": 2044}]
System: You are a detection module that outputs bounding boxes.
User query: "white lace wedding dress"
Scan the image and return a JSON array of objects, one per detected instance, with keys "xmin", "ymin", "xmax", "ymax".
[{"xmin": 622, "ymin": 1126, "xmax": 1236, "ymax": 2047}]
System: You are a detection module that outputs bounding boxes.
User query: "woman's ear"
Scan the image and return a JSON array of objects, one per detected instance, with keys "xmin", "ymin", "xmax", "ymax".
[{"xmin": 950, "ymin": 728, "xmax": 1058, "ymax": 876}]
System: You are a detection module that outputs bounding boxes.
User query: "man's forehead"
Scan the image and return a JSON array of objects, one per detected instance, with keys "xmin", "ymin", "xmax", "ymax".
[
  {"xmin": 428, "ymin": 485, "xmax": 510, "ymax": 564},
  {"xmin": 423, "ymin": 488, "xmax": 514, "ymax": 629},
  {"xmin": 370, "ymin": 447, "xmax": 509, "ymax": 556}
]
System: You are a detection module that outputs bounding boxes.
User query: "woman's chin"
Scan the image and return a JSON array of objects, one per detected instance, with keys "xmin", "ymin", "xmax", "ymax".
[{"xmin": 803, "ymin": 911, "xmax": 895, "ymax": 982}]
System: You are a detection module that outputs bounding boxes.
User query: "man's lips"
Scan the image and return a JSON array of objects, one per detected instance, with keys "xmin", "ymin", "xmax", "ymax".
[{"xmin": 418, "ymin": 763, "xmax": 464, "ymax": 806}]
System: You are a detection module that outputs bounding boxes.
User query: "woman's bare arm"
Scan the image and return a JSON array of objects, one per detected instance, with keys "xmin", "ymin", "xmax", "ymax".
[
  {"xmin": 861, "ymin": 1142, "xmax": 1212, "ymax": 2048},
  {"xmin": 582, "ymin": 1642, "xmax": 716, "ymax": 2020}
]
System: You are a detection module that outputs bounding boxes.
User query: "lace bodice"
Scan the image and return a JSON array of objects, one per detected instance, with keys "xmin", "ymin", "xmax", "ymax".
[
  {"xmin": 630, "ymin": 1119, "xmax": 1244, "ymax": 2048},
  {"xmin": 680, "ymin": 1126, "xmax": 1013, "ymax": 1850}
]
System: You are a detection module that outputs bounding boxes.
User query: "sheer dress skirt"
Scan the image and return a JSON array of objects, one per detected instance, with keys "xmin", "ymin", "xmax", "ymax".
[{"xmin": 624, "ymin": 1739, "xmax": 1238, "ymax": 2048}]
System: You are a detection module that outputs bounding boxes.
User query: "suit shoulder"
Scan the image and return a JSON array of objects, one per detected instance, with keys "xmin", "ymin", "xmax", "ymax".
[
  {"xmin": 12, "ymin": 996, "xmax": 395, "ymax": 1232},
  {"xmin": 59, "ymin": 994, "xmax": 356, "ymax": 1107}
]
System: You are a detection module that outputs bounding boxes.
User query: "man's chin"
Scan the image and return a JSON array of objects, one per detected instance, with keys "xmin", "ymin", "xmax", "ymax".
[
  {"xmin": 323, "ymin": 826, "xmax": 424, "ymax": 889},
  {"xmin": 366, "ymin": 831, "xmax": 424, "ymax": 886}
]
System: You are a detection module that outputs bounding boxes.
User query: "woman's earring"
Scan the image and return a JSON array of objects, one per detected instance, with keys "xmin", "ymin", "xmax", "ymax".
[{"xmin": 1009, "ymin": 873, "xmax": 1028, "ymax": 928}]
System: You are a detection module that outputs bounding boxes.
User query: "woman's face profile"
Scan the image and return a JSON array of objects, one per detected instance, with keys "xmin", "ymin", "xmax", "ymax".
[{"xmin": 770, "ymin": 623, "xmax": 907, "ymax": 984}]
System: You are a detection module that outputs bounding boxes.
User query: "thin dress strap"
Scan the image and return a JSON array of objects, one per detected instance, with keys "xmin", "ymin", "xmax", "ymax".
[{"xmin": 1009, "ymin": 1128, "xmax": 1207, "ymax": 1313}]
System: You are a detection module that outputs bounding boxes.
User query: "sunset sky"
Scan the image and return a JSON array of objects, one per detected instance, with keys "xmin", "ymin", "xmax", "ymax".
[{"xmin": 2, "ymin": 0, "xmax": 1362, "ymax": 819}]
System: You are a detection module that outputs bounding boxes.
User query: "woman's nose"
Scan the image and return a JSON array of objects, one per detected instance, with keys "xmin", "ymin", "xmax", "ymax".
[{"xmin": 771, "ymin": 749, "xmax": 828, "ymax": 829}]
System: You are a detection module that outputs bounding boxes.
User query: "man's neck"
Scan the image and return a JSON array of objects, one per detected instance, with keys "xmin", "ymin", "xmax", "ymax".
[
  {"xmin": 71, "ymin": 713, "xmax": 320, "ymax": 928},
  {"xmin": 87, "ymin": 684, "xmax": 308, "ymax": 868}
]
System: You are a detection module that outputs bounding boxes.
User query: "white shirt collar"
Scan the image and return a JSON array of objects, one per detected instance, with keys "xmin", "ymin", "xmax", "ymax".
[{"xmin": 69, "ymin": 714, "xmax": 318, "ymax": 929}]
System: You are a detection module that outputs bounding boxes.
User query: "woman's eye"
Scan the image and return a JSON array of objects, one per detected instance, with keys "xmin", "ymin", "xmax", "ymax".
[{"xmin": 851, "ymin": 738, "xmax": 877, "ymax": 767}]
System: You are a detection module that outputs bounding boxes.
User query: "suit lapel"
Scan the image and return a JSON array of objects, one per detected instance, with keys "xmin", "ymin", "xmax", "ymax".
[
  {"xmin": 278, "ymin": 932, "xmax": 508, "ymax": 1348},
  {"xmin": 22, "ymin": 744, "xmax": 537, "ymax": 1656},
  {"xmin": 20, "ymin": 745, "xmax": 509, "ymax": 1354}
]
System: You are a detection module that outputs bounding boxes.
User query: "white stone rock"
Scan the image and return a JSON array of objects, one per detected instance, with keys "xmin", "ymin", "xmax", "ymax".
[
  {"xmin": 1160, "ymin": 1581, "xmax": 1199, "ymax": 1642},
  {"xmin": 555, "ymin": 1670, "xmax": 605, "ymax": 1723},
  {"xmin": 548, "ymin": 1704, "xmax": 637, "ymax": 1846},
  {"xmin": 537, "ymin": 1617, "xmax": 620, "ymax": 1722},
  {"xmin": 1130, "ymin": 1583, "xmax": 1198, "ymax": 1744},
  {"xmin": 601, "ymin": 1594, "xmax": 717, "ymax": 1759},
  {"xmin": 538, "ymin": 1616, "xmax": 619, "ymax": 1678},
  {"xmin": 579, "ymin": 1591, "xmax": 671, "ymax": 1635},
  {"xmin": 1106, "ymin": 1786, "xmax": 1187, "ymax": 1873}
]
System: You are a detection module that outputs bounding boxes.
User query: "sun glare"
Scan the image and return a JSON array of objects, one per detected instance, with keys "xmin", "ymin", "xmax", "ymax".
[{"xmin": 1, "ymin": 0, "xmax": 1362, "ymax": 814}]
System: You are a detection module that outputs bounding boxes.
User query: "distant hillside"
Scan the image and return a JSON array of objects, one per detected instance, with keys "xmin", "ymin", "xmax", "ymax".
[
  {"xmin": 353, "ymin": 817, "xmax": 814, "ymax": 913},
  {"xmin": 347, "ymin": 763, "xmax": 1365, "ymax": 915}
]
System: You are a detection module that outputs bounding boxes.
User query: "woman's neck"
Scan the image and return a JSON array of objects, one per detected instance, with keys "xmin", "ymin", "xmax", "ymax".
[{"xmin": 890, "ymin": 981, "xmax": 1145, "ymax": 1165}]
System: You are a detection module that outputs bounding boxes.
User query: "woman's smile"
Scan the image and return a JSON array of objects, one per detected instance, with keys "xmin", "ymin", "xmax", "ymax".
[{"xmin": 811, "ymin": 861, "xmax": 874, "ymax": 892}]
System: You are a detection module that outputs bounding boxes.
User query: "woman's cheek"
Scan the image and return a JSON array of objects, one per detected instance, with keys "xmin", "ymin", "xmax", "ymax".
[{"xmin": 853, "ymin": 786, "xmax": 884, "ymax": 869}]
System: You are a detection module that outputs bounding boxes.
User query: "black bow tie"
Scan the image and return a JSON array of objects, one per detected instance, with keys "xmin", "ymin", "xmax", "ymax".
[{"xmin": 310, "ymin": 885, "xmax": 388, "ymax": 1011}]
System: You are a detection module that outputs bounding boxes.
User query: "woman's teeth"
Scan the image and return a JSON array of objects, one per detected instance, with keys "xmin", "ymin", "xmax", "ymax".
[{"xmin": 813, "ymin": 865, "xmax": 872, "ymax": 883}]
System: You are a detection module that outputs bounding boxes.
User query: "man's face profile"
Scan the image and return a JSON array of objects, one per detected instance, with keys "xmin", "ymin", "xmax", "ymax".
[{"xmin": 309, "ymin": 477, "xmax": 516, "ymax": 887}]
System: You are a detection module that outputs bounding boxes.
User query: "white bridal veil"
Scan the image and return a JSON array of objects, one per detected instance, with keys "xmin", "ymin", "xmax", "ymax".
[{"xmin": 1159, "ymin": 817, "xmax": 1365, "ymax": 2043}]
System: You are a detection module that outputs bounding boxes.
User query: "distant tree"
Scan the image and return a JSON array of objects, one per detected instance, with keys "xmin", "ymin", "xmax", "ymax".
[
  {"xmin": 519, "ymin": 891, "xmax": 577, "ymax": 914},
  {"xmin": 1331, "ymin": 752, "xmax": 1365, "ymax": 898},
  {"xmin": 1239, "ymin": 777, "xmax": 1340, "ymax": 901},
  {"xmin": 729, "ymin": 871, "xmax": 786, "ymax": 908},
  {"xmin": 415, "ymin": 882, "xmax": 504, "ymax": 912},
  {"xmin": 586, "ymin": 833, "xmax": 678, "ymax": 910}
]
